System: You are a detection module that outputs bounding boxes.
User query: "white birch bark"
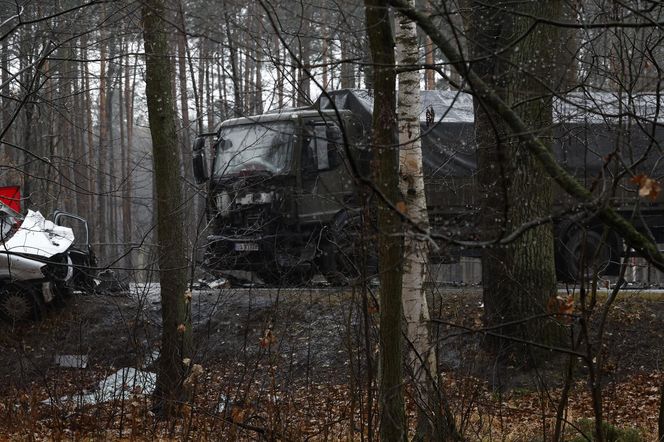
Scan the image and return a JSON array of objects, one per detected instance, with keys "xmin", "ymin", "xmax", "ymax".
[{"xmin": 395, "ymin": 0, "xmax": 437, "ymax": 394}]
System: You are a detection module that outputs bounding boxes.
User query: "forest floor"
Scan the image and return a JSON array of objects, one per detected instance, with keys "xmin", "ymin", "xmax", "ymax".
[{"xmin": 0, "ymin": 282, "xmax": 662, "ymax": 440}]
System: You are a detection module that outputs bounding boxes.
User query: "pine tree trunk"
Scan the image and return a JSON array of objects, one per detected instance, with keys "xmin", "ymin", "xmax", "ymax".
[
  {"xmin": 107, "ymin": 38, "xmax": 118, "ymax": 261},
  {"xmin": 118, "ymin": 44, "xmax": 128, "ymax": 269},
  {"xmin": 205, "ymin": 50, "xmax": 214, "ymax": 130},
  {"xmin": 83, "ymin": 34, "xmax": 96, "ymax": 234},
  {"xmin": 365, "ymin": 0, "xmax": 406, "ymax": 439},
  {"xmin": 340, "ymin": 35, "xmax": 355, "ymax": 89},
  {"xmin": 297, "ymin": 5, "xmax": 312, "ymax": 106},
  {"xmin": 72, "ymin": 50, "xmax": 88, "ymax": 217},
  {"xmin": 142, "ymin": 0, "xmax": 193, "ymax": 418},
  {"xmin": 254, "ymin": 16, "xmax": 263, "ymax": 115},
  {"xmin": 424, "ymin": 37, "xmax": 435, "ymax": 90},
  {"xmin": 225, "ymin": 16, "xmax": 242, "ymax": 117},
  {"xmin": 322, "ymin": 35, "xmax": 329, "ymax": 89},
  {"xmin": 275, "ymin": 35, "xmax": 284, "ymax": 108},
  {"xmin": 197, "ymin": 38, "xmax": 208, "ymax": 119},
  {"xmin": 176, "ymin": 3, "xmax": 192, "ymax": 172},
  {"xmin": 219, "ymin": 49, "xmax": 228, "ymax": 119},
  {"xmin": 1, "ymin": 37, "xmax": 12, "ymax": 150},
  {"xmin": 122, "ymin": 51, "xmax": 136, "ymax": 269},
  {"xmin": 98, "ymin": 36, "xmax": 108, "ymax": 259}
]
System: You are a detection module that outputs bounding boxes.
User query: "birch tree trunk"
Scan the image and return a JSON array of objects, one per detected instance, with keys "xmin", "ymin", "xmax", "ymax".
[{"xmin": 396, "ymin": 4, "xmax": 459, "ymax": 439}]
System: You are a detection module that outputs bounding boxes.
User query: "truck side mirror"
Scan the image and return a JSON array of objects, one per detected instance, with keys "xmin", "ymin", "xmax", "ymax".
[{"xmin": 192, "ymin": 137, "xmax": 209, "ymax": 184}]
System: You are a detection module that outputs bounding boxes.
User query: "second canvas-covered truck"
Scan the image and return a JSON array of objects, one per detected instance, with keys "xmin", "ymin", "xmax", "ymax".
[{"xmin": 193, "ymin": 89, "xmax": 664, "ymax": 286}]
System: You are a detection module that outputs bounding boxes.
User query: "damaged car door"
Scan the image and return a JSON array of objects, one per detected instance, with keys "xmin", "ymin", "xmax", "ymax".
[{"xmin": 53, "ymin": 211, "xmax": 97, "ymax": 292}]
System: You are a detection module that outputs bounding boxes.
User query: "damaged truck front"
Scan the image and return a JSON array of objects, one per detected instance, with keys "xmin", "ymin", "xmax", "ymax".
[
  {"xmin": 193, "ymin": 109, "xmax": 369, "ymax": 285},
  {"xmin": 0, "ymin": 202, "xmax": 96, "ymax": 321}
]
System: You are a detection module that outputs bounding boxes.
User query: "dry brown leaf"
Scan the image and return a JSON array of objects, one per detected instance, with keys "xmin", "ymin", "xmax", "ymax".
[
  {"xmin": 547, "ymin": 295, "xmax": 574, "ymax": 324},
  {"xmin": 631, "ymin": 174, "xmax": 661, "ymax": 201},
  {"xmin": 396, "ymin": 200, "xmax": 407, "ymax": 214},
  {"xmin": 259, "ymin": 329, "xmax": 276, "ymax": 348},
  {"xmin": 231, "ymin": 406, "xmax": 246, "ymax": 423}
]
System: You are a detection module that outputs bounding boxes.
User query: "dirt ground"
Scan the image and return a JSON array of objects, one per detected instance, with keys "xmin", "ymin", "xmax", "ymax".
[{"xmin": 0, "ymin": 283, "xmax": 662, "ymax": 439}]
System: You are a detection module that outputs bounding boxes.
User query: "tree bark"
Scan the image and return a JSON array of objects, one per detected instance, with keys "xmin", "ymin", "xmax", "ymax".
[
  {"xmin": 82, "ymin": 33, "xmax": 96, "ymax": 232},
  {"xmin": 106, "ymin": 37, "xmax": 119, "ymax": 261},
  {"xmin": 274, "ymin": 34, "xmax": 284, "ymax": 108},
  {"xmin": 123, "ymin": 47, "xmax": 136, "ymax": 264},
  {"xmin": 72, "ymin": 48, "xmax": 88, "ymax": 217},
  {"xmin": 1, "ymin": 36, "xmax": 12, "ymax": 151},
  {"xmin": 176, "ymin": 1, "xmax": 192, "ymax": 177},
  {"xmin": 469, "ymin": 1, "xmax": 563, "ymax": 366},
  {"xmin": 255, "ymin": 14, "xmax": 264, "ymax": 115},
  {"xmin": 225, "ymin": 14, "xmax": 242, "ymax": 117},
  {"xmin": 340, "ymin": 32, "xmax": 355, "ymax": 89},
  {"xmin": 97, "ymin": 36, "xmax": 108, "ymax": 256},
  {"xmin": 142, "ymin": 0, "xmax": 192, "ymax": 418},
  {"xmin": 298, "ymin": 5, "xmax": 312, "ymax": 106},
  {"xmin": 395, "ymin": 3, "xmax": 460, "ymax": 438},
  {"xmin": 365, "ymin": 0, "xmax": 406, "ymax": 439}
]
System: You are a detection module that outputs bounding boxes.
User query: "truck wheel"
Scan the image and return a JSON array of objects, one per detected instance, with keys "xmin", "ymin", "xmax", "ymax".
[
  {"xmin": 557, "ymin": 224, "xmax": 621, "ymax": 282},
  {"xmin": 321, "ymin": 211, "xmax": 378, "ymax": 286},
  {"xmin": 0, "ymin": 283, "xmax": 43, "ymax": 322}
]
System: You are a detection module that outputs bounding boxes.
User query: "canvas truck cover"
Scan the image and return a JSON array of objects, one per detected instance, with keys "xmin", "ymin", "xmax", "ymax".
[
  {"xmin": 316, "ymin": 89, "xmax": 477, "ymax": 178},
  {"xmin": 316, "ymin": 89, "xmax": 664, "ymax": 182}
]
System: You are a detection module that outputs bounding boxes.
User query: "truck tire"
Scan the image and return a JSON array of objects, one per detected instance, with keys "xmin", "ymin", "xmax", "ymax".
[
  {"xmin": 556, "ymin": 223, "xmax": 621, "ymax": 282},
  {"xmin": 321, "ymin": 210, "xmax": 378, "ymax": 286},
  {"xmin": 0, "ymin": 283, "xmax": 43, "ymax": 322}
]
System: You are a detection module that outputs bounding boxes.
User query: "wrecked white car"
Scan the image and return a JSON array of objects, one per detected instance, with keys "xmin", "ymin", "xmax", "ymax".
[{"xmin": 0, "ymin": 202, "xmax": 94, "ymax": 321}]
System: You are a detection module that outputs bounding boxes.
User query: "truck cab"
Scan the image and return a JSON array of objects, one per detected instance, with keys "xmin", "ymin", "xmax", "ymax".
[{"xmin": 193, "ymin": 109, "xmax": 368, "ymax": 285}]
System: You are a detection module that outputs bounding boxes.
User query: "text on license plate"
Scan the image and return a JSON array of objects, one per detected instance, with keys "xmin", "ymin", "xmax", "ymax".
[{"xmin": 234, "ymin": 242, "xmax": 259, "ymax": 252}]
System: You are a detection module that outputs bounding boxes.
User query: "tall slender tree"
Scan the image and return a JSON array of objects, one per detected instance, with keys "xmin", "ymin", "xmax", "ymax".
[
  {"xmin": 395, "ymin": 3, "xmax": 459, "ymax": 438},
  {"xmin": 365, "ymin": 0, "xmax": 406, "ymax": 439},
  {"xmin": 142, "ymin": 0, "xmax": 192, "ymax": 417}
]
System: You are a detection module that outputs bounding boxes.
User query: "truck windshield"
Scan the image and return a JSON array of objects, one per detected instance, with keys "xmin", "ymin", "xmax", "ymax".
[{"xmin": 213, "ymin": 121, "xmax": 294, "ymax": 177}]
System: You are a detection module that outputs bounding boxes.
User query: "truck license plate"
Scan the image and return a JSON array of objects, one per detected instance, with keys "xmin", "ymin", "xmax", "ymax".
[{"xmin": 234, "ymin": 242, "xmax": 259, "ymax": 252}]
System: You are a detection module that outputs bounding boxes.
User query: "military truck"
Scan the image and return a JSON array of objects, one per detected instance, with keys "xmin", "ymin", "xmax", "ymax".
[{"xmin": 192, "ymin": 89, "xmax": 664, "ymax": 285}]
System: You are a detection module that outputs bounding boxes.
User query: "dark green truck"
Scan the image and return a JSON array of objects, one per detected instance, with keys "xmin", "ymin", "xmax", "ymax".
[{"xmin": 192, "ymin": 89, "xmax": 664, "ymax": 285}]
